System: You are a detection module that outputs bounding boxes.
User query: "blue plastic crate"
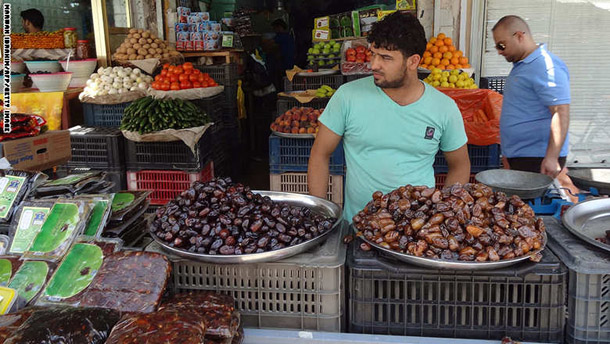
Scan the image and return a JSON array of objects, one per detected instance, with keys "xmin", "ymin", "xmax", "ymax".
[
  {"xmin": 269, "ymin": 134, "xmax": 345, "ymax": 175},
  {"xmin": 83, "ymin": 102, "xmax": 132, "ymax": 127},
  {"xmin": 434, "ymin": 144, "xmax": 501, "ymax": 173}
]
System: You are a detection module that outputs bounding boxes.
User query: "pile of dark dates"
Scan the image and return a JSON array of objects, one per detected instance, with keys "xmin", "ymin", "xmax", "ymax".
[
  {"xmin": 150, "ymin": 177, "xmax": 336, "ymax": 255},
  {"xmin": 353, "ymin": 183, "xmax": 545, "ymax": 262}
]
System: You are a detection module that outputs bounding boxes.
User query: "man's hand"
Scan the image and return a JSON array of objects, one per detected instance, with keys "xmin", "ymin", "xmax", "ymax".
[{"xmin": 540, "ymin": 156, "xmax": 561, "ymax": 178}]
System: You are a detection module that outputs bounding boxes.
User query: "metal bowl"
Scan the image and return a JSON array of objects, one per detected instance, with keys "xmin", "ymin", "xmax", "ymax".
[
  {"xmin": 149, "ymin": 190, "xmax": 343, "ymax": 263},
  {"xmin": 352, "ymin": 225, "xmax": 546, "ymax": 271},
  {"xmin": 475, "ymin": 169, "xmax": 553, "ymax": 199},
  {"xmin": 562, "ymin": 198, "xmax": 610, "ymax": 253},
  {"xmin": 567, "ymin": 168, "xmax": 610, "ymax": 195}
]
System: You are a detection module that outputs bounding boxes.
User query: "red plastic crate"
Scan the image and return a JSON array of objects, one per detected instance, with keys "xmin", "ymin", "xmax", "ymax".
[
  {"xmin": 435, "ymin": 173, "xmax": 476, "ymax": 189},
  {"xmin": 127, "ymin": 161, "xmax": 214, "ymax": 205}
]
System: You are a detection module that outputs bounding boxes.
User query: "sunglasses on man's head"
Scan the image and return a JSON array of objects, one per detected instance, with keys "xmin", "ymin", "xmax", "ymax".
[{"xmin": 494, "ymin": 31, "xmax": 523, "ymax": 51}]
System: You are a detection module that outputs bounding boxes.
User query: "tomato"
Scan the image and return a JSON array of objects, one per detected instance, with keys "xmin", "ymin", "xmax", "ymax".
[
  {"xmin": 188, "ymin": 74, "xmax": 199, "ymax": 82},
  {"xmin": 151, "ymin": 81, "xmax": 160, "ymax": 89},
  {"xmin": 174, "ymin": 67, "xmax": 184, "ymax": 74},
  {"xmin": 201, "ymin": 81, "xmax": 209, "ymax": 88},
  {"xmin": 192, "ymin": 69, "xmax": 201, "ymax": 75},
  {"xmin": 162, "ymin": 82, "xmax": 171, "ymax": 91},
  {"xmin": 180, "ymin": 80, "xmax": 193, "ymax": 89},
  {"xmin": 198, "ymin": 75, "xmax": 205, "ymax": 83},
  {"xmin": 168, "ymin": 66, "xmax": 175, "ymax": 74},
  {"xmin": 170, "ymin": 82, "xmax": 180, "ymax": 90},
  {"xmin": 163, "ymin": 63, "xmax": 170, "ymax": 69},
  {"xmin": 192, "ymin": 82, "xmax": 201, "ymax": 88},
  {"xmin": 160, "ymin": 70, "xmax": 168, "ymax": 77},
  {"xmin": 178, "ymin": 74, "xmax": 189, "ymax": 82},
  {"xmin": 202, "ymin": 73, "xmax": 210, "ymax": 78},
  {"xmin": 183, "ymin": 68, "xmax": 192, "ymax": 75},
  {"xmin": 170, "ymin": 74, "xmax": 179, "ymax": 83},
  {"xmin": 208, "ymin": 81, "xmax": 218, "ymax": 87},
  {"xmin": 154, "ymin": 74, "xmax": 163, "ymax": 81},
  {"xmin": 183, "ymin": 62, "xmax": 193, "ymax": 70}
]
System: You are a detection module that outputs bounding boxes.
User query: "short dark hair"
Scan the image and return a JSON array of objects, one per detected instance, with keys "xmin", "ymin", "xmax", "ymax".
[
  {"xmin": 367, "ymin": 11, "xmax": 426, "ymax": 58},
  {"xmin": 21, "ymin": 9, "xmax": 44, "ymax": 29},
  {"xmin": 271, "ymin": 19, "xmax": 287, "ymax": 30}
]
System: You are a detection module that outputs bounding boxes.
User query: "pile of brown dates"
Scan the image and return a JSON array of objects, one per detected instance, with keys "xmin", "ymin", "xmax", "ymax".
[
  {"xmin": 352, "ymin": 183, "xmax": 545, "ymax": 262},
  {"xmin": 150, "ymin": 178, "xmax": 336, "ymax": 255}
]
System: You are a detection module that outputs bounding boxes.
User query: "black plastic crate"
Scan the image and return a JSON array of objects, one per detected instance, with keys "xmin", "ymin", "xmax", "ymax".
[
  {"xmin": 347, "ymin": 244, "xmax": 566, "ymax": 343},
  {"xmin": 124, "ymin": 130, "xmax": 212, "ymax": 171},
  {"xmin": 283, "ymin": 75, "xmax": 345, "ymax": 92},
  {"xmin": 434, "ymin": 144, "xmax": 501, "ymax": 173},
  {"xmin": 57, "ymin": 165, "xmax": 125, "ymax": 192},
  {"xmin": 194, "ymin": 63, "xmax": 238, "ymax": 86},
  {"xmin": 480, "ymin": 76, "xmax": 507, "ymax": 94},
  {"xmin": 276, "ymin": 98, "xmax": 329, "ymax": 118},
  {"xmin": 344, "ymin": 74, "xmax": 372, "ymax": 83},
  {"xmin": 67, "ymin": 126, "xmax": 124, "ymax": 169},
  {"xmin": 191, "ymin": 94, "xmax": 233, "ymax": 126},
  {"xmin": 83, "ymin": 102, "xmax": 132, "ymax": 127}
]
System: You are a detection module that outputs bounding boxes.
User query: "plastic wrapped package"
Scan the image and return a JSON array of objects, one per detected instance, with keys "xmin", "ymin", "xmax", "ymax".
[
  {"xmin": 35, "ymin": 172, "xmax": 105, "ymax": 196},
  {"xmin": 110, "ymin": 191, "xmax": 151, "ymax": 222},
  {"xmin": 8, "ymin": 261, "xmax": 51, "ymax": 305},
  {"xmin": 77, "ymin": 251, "xmax": 170, "ymax": 313},
  {"xmin": 21, "ymin": 199, "xmax": 94, "ymax": 262},
  {"xmin": 75, "ymin": 236, "xmax": 124, "ymax": 256},
  {"xmin": 161, "ymin": 291, "xmax": 236, "ymax": 314},
  {"xmin": 105, "ymin": 309, "xmax": 206, "ymax": 344},
  {"xmin": 7, "ymin": 200, "xmax": 55, "ymax": 255},
  {"xmin": 3, "ymin": 306, "xmax": 121, "ymax": 344},
  {"xmin": 0, "ymin": 170, "xmax": 47, "ymax": 224},
  {"xmin": 104, "ymin": 201, "xmax": 150, "ymax": 238},
  {"xmin": 111, "ymin": 216, "xmax": 148, "ymax": 247},
  {"xmin": 0, "ymin": 307, "xmax": 39, "ymax": 342},
  {"xmin": 0, "ymin": 287, "xmax": 19, "ymax": 314},
  {"xmin": 37, "ymin": 243, "xmax": 103, "ymax": 307},
  {"xmin": 76, "ymin": 195, "xmax": 114, "ymax": 237},
  {"xmin": 0, "ymin": 258, "xmax": 23, "ymax": 286}
]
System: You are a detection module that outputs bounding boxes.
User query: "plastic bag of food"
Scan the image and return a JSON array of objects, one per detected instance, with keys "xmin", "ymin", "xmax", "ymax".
[
  {"xmin": 110, "ymin": 191, "xmax": 151, "ymax": 222},
  {"xmin": 7, "ymin": 200, "xmax": 55, "ymax": 255},
  {"xmin": 36, "ymin": 243, "xmax": 103, "ymax": 307},
  {"xmin": 35, "ymin": 172, "xmax": 105, "ymax": 196},
  {"xmin": 0, "ymin": 170, "xmax": 47, "ymax": 224},
  {"xmin": 104, "ymin": 200, "xmax": 150, "ymax": 237},
  {"xmin": 107, "ymin": 216, "xmax": 148, "ymax": 247},
  {"xmin": 77, "ymin": 251, "xmax": 170, "ymax": 313},
  {"xmin": 0, "ymin": 257, "xmax": 23, "ymax": 286},
  {"xmin": 105, "ymin": 309, "xmax": 206, "ymax": 344},
  {"xmin": 8, "ymin": 260, "xmax": 51, "ymax": 305},
  {"xmin": 0, "ymin": 307, "xmax": 39, "ymax": 342},
  {"xmin": 75, "ymin": 236, "xmax": 124, "ymax": 256},
  {"xmin": 76, "ymin": 194, "xmax": 114, "ymax": 237},
  {"xmin": 4, "ymin": 306, "xmax": 121, "ymax": 344}
]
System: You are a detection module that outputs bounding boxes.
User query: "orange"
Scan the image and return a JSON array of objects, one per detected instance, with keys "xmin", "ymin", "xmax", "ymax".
[
  {"xmin": 431, "ymin": 58, "xmax": 441, "ymax": 66},
  {"xmin": 459, "ymin": 57, "xmax": 469, "ymax": 65},
  {"xmin": 440, "ymin": 58, "xmax": 450, "ymax": 66},
  {"xmin": 463, "ymin": 63, "xmax": 471, "ymax": 68},
  {"xmin": 420, "ymin": 64, "xmax": 428, "ymax": 69},
  {"xmin": 448, "ymin": 45, "xmax": 456, "ymax": 52},
  {"xmin": 455, "ymin": 50, "xmax": 463, "ymax": 58},
  {"xmin": 446, "ymin": 64, "xmax": 455, "ymax": 70},
  {"xmin": 433, "ymin": 52, "xmax": 443, "ymax": 59},
  {"xmin": 450, "ymin": 57, "xmax": 459, "ymax": 65},
  {"xmin": 429, "ymin": 37, "xmax": 437, "ymax": 44},
  {"xmin": 426, "ymin": 42, "xmax": 433, "ymax": 50},
  {"xmin": 437, "ymin": 33, "xmax": 446, "ymax": 40},
  {"xmin": 430, "ymin": 46, "xmax": 439, "ymax": 53},
  {"xmin": 423, "ymin": 51, "xmax": 431, "ymax": 58},
  {"xmin": 439, "ymin": 46, "xmax": 448, "ymax": 53},
  {"xmin": 455, "ymin": 64, "xmax": 463, "ymax": 69},
  {"xmin": 423, "ymin": 56, "xmax": 432, "ymax": 64},
  {"xmin": 435, "ymin": 39, "xmax": 445, "ymax": 47},
  {"xmin": 443, "ymin": 52, "xmax": 453, "ymax": 59},
  {"xmin": 444, "ymin": 38, "xmax": 453, "ymax": 46}
]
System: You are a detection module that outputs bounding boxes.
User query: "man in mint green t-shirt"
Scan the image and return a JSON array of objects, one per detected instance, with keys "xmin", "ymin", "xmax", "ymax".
[{"xmin": 308, "ymin": 12, "xmax": 471, "ymax": 222}]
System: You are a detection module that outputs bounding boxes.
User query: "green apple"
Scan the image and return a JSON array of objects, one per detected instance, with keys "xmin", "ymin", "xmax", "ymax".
[
  {"xmin": 318, "ymin": 60, "xmax": 325, "ymax": 66},
  {"xmin": 329, "ymin": 40, "xmax": 336, "ymax": 45},
  {"xmin": 323, "ymin": 43, "xmax": 331, "ymax": 49},
  {"xmin": 333, "ymin": 43, "xmax": 341, "ymax": 50},
  {"xmin": 312, "ymin": 48, "xmax": 320, "ymax": 55},
  {"xmin": 328, "ymin": 54, "xmax": 335, "ymax": 58},
  {"xmin": 323, "ymin": 49, "xmax": 330, "ymax": 55},
  {"xmin": 307, "ymin": 55, "xmax": 315, "ymax": 60},
  {"xmin": 308, "ymin": 48, "xmax": 314, "ymax": 54}
]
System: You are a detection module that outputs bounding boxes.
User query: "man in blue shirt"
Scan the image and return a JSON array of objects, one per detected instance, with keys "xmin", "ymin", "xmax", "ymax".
[{"xmin": 492, "ymin": 15, "xmax": 570, "ymax": 178}]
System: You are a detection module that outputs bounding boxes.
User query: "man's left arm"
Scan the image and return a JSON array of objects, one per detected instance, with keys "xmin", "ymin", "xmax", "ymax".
[
  {"xmin": 445, "ymin": 144, "xmax": 471, "ymax": 186},
  {"xmin": 541, "ymin": 104, "xmax": 569, "ymax": 177}
]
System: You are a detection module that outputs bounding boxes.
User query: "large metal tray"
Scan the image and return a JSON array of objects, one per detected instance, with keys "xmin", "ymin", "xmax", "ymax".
[
  {"xmin": 475, "ymin": 169, "xmax": 553, "ymax": 200},
  {"xmin": 351, "ymin": 224, "xmax": 546, "ymax": 271},
  {"xmin": 568, "ymin": 168, "xmax": 610, "ymax": 195},
  {"xmin": 149, "ymin": 191, "xmax": 343, "ymax": 263},
  {"xmin": 271, "ymin": 130, "xmax": 315, "ymax": 139},
  {"xmin": 562, "ymin": 198, "xmax": 610, "ymax": 253}
]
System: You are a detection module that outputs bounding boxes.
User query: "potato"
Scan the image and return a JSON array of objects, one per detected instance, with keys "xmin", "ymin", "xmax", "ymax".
[
  {"xmin": 129, "ymin": 28, "xmax": 137, "ymax": 33},
  {"xmin": 128, "ymin": 53, "xmax": 137, "ymax": 60},
  {"xmin": 127, "ymin": 33, "xmax": 133, "ymax": 39},
  {"xmin": 138, "ymin": 48, "xmax": 148, "ymax": 55},
  {"xmin": 142, "ymin": 31, "xmax": 150, "ymax": 38},
  {"xmin": 138, "ymin": 38, "xmax": 147, "ymax": 44},
  {"xmin": 149, "ymin": 43, "xmax": 157, "ymax": 49},
  {"xmin": 160, "ymin": 43, "xmax": 166, "ymax": 49},
  {"xmin": 133, "ymin": 33, "xmax": 141, "ymax": 39},
  {"xmin": 137, "ymin": 55, "xmax": 144, "ymax": 60},
  {"xmin": 148, "ymin": 48, "xmax": 156, "ymax": 54},
  {"xmin": 127, "ymin": 48, "xmax": 136, "ymax": 54},
  {"xmin": 145, "ymin": 38, "xmax": 151, "ymax": 44},
  {"xmin": 133, "ymin": 43, "xmax": 141, "ymax": 50},
  {"xmin": 154, "ymin": 38, "xmax": 161, "ymax": 44},
  {"xmin": 163, "ymin": 53, "xmax": 170, "ymax": 59},
  {"xmin": 137, "ymin": 29, "xmax": 143, "ymax": 33},
  {"xmin": 154, "ymin": 54, "xmax": 162, "ymax": 59},
  {"xmin": 129, "ymin": 38, "xmax": 137, "ymax": 44},
  {"xmin": 145, "ymin": 54, "xmax": 153, "ymax": 59},
  {"xmin": 155, "ymin": 48, "xmax": 163, "ymax": 54},
  {"xmin": 118, "ymin": 47, "xmax": 126, "ymax": 54}
]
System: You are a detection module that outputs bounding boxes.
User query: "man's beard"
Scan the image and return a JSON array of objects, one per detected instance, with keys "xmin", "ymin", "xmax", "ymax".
[{"xmin": 373, "ymin": 70, "xmax": 407, "ymax": 89}]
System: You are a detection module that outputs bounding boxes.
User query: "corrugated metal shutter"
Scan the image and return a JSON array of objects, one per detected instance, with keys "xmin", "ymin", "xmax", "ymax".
[{"xmin": 482, "ymin": 0, "xmax": 610, "ymax": 166}]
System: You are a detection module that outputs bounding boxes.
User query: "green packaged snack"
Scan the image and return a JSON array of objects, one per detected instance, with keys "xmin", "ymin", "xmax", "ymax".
[
  {"xmin": 110, "ymin": 191, "xmax": 151, "ymax": 222},
  {"xmin": 8, "ymin": 261, "xmax": 50, "ymax": 304},
  {"xmin": 7, "ymin": 200, "xmax": 55, "ymax": 255},
  {"xmin": 22, "ymin": 199, "xmax": 93, "ymax": 262},
  {"xmin": 0, "ymin": 170, "xmax": 46, "ymax": 224},
  {"xmin": 0, "ymin": 258, "xmax": 22, "ymax": 286},
  {"xmin": 35, "ymin": 172, "xmax": 105, "ymax": 197},
  {"xmin": 76, "ymin": 195, "xmax": 114, "ymax": 237}
]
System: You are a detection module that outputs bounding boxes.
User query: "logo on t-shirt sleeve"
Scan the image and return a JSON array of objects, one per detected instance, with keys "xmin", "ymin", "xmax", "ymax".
[{"xmin": 424, "ymin": 126, "xmax": 435, "ymax": 140}]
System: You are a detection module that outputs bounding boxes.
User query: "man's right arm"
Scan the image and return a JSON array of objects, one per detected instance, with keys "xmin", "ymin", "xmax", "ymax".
[{"xmin": 308, "ymin": 124, "xmax": 342, "ymax": 199}]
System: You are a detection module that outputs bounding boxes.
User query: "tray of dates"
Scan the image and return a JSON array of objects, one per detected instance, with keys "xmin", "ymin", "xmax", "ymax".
[
  {"xmin": 352, "ymin": 183, "xmax": 547, "ymax": 270},
  {"xmin": 149, "ymin": 178, "xmax": 342, "ymax": 263},
  {"xmin": 562, "ymin": 198, "xmax": 610, "ymax": 253}
]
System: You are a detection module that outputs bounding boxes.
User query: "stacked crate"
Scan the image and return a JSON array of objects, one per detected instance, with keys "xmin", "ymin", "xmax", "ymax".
[
  {"xmin": 271, "ymin": 74, "xmax": 346, "ymax": 206},
  {"xmin": 433, "ymin": 144, "xmax": 502, "ymax": 188},
  {"xmin": 63, "ymin": 126, "xmax": 126, "ymax": 192}
]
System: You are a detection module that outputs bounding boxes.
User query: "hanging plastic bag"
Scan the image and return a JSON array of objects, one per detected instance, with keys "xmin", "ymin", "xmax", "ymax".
[{"xmin": 439, "ymin": 88, "xmax": 503, "ymax": 146}]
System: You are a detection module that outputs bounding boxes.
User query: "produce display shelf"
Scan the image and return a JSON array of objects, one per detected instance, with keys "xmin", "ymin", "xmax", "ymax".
[
  {"xmin": 347, "ymin": 243, "xmax": 566, "ymax": 343},
  {"xmin": 544, "ymin": 216, "xmax": 610, "ymax": 344},
  {"xmin": 83, "ymin": 101, "xmax": 132, "ymax": 127},
  {"xmin": 126, "ymin": 161, "xmax": 214, "ymax": 205},
  {"xmin": 276, "ymin": 98, "xmax": 329, "ymax": 118},
  {"xmin": 67, "ymin": 126, "xmax": 124, "ymax": 169},
  {"xmin": 434, "ymin": 144, "xmax": 501, "ymax": 173},
  {"xmin": 283, "ymin": 75, "xmax": 345, "ymax": 92},
  {"xmin": 124, "ymin": 130, "xmax": 212, "ymax": 171},
  {"xmin": 269, "ymin": 172, "xmax": 344, "ymax": 207},
  {"xmin": 269, "ymin": 134, "xmax": 345, "ymax": 175},
  {"xmin": 146, "ymin": 221, "xmax": 348, "ymax": 332}
]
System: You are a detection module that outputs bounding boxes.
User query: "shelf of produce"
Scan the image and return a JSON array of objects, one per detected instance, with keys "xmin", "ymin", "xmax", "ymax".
[
  {"xmin": 269, "ymin": 134, "xmax": 345, "ymax": 175},
  {"xmin": 544, "ymin": 216, "xmax": 610, "ymax": 344},
  {"xmin": 145, "ymin": 221, "xmax": 348, "ymax": 332},
  {"xmin": 276, "ymin": 98, "xmax": 329, "ymax": 118},
  {"xmin": 347, "ymin": 243, "xmax": 566, "ymax": 343},
  {"xmin": 270, "ymin": 172, "xmax": 344, "ymax": 208}
]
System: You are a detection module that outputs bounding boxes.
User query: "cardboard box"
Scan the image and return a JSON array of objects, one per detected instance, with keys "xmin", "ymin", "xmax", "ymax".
[
  {"xmin": 312, "ymin": 29, "xmax": 330, "ymax": 42},
  {"xmin": 187, "ymin": 15, "xmax": 201, "ymax": 24},
  {"xmin": 191, "ymin": 32, "xmax": 204, "ymax": 51},
  {"xmin": 210, "ymin": 22, "xmax": 222, "ymax": 32},
  {"xmin": 0, "ymin": 130, "xmax": 71, "ymax": 172},
  {"xmin": 315, "ymin": 16, "xmax": 330, "ymax": 29}
]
